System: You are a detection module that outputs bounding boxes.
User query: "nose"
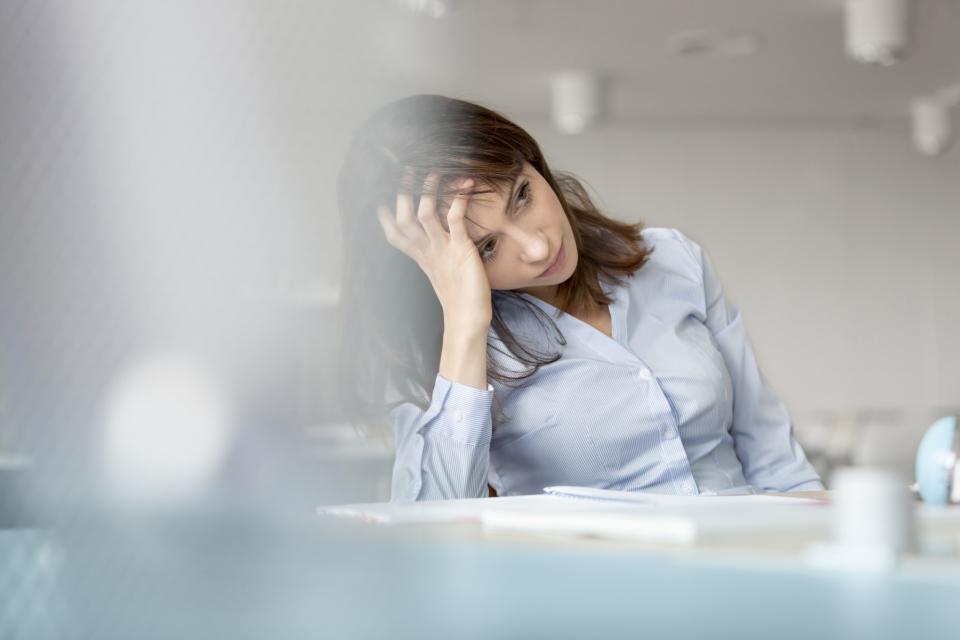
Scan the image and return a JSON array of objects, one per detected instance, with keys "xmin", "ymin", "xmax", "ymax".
[{"xmin": 508, "ymin": 224, "xmax": 550, "ymax": 264}]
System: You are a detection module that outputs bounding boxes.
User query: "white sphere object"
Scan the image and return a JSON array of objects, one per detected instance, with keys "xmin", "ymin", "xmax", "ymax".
[{"xmin": 102, "ymin": 354, "xmax": 232, "ymax": 504}]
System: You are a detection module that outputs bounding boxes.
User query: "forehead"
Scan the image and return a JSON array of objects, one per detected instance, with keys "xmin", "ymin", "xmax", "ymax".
[
  {"xmin": 463, "ymin": 189, "xmax": 509, "ymax": 238},
  {"xmin": 459, "ymin": 172, "xmax": 527, "ymax": 241}
]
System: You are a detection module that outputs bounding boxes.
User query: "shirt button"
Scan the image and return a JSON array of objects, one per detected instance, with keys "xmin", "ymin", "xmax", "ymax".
[
  {"xmin": 454, "ymin": 410, "xmax": 464, "ymax": 424},
  {"xmin": 679, "ymin": 480, "xmax": 694, "ymax": 494},
  {"xmin": 664, "ymin": 428, "xmax": 677, "ymax": 440},
  {"xmin": 637, "ymin": 368, "xmax": 652, "ymax": 381}
]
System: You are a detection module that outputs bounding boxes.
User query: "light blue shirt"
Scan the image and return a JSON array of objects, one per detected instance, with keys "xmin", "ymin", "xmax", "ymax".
[{"xmin": 390, "ymin": 228, "xmax": 823, "ymax": 501}]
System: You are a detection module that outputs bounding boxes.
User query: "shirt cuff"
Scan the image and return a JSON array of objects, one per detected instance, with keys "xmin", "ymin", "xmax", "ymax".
[
  {"xmin": 421, "ymin": 374, "xmax": 495, "ymax": 446},
  {"xmin": 785, "ymin": 479, "xmax": 826, "ymax": 492}
]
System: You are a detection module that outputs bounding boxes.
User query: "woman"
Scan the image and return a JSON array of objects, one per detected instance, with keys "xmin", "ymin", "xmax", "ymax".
[{"xmin": 336, "ymin": 94, "xmax": 823, "ymax": 502}]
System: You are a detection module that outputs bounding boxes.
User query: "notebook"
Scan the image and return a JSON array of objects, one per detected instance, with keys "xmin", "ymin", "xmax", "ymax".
[{"xmin": 319, "ymin": 486, "xmax": 823, "ymax": 526}]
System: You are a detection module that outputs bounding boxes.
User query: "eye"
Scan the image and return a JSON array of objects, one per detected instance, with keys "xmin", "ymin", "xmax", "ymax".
[
  {"xmin": 479, "ymin": 238, "xmax": 499, "ymax": 262},
  {"xmin": 515, "ymin": 181, "xmax": 531, "ymax": 209}
]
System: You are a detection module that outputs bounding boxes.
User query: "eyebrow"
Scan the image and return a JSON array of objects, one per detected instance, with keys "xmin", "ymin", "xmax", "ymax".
[{"xmin": 467, "ymin": 175, "xmax": 524, "ymax": 248}]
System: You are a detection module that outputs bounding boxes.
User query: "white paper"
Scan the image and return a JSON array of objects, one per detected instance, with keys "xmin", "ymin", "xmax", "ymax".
[
  {"xmin": 481, "ymin": 509, "xmax": 700, "ymax": 544},
  {"xmin": 542, "ymin": 485, "xmax": 824, "ymax": 506},
  {"xmin": 318, "ymin": 486, "xmax": 823, "ymax": 526},
  {"xmin": 318, "ymin": 493, "xmax": 644, "ymax": 525}
]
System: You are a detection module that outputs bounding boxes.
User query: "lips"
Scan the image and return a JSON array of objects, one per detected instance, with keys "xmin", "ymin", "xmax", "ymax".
[{"xmin": 539, "ymin": 243, "xmax": 565, "ymax": 277}]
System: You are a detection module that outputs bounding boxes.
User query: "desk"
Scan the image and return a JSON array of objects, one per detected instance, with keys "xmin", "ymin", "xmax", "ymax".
[{"xmin": 3, "ymin": 498, "xmax": 959, "ymax": 640}]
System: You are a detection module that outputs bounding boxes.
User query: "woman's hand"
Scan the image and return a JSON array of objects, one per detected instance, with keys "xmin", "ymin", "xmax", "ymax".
[{"xmin": 377, "ymin": 174, "xmax": 493, "ymax": 335}]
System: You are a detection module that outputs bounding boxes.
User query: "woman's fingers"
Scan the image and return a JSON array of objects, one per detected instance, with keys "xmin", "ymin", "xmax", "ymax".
[
  {"xmin": 380, "ymin": 173, "xmax": 475, "ymax": 260},
  {"xmin": 377, "ymin": 205, "xmax": 414, "ymax": 255},
  {"xmin": 446, "ymin": 179, "xmax": 474, "ymax": 245},
  {"xmin": 394, "ymin": 191, "xmax": 425, "ymax": 243},
  {"xmin": 416, "ymin": 173, "xmax": 446, "ymax": 243}
]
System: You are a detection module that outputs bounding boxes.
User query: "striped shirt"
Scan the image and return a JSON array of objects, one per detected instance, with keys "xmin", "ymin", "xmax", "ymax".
[{"xmin": 389, "ymin": 228, "xmax": 823, "ymax": 501}]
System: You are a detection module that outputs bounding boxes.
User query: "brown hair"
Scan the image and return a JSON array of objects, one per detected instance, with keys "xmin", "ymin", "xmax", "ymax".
[{"xmin": 336, "ymin": 95, "xmax": 651, "ymax": 429}]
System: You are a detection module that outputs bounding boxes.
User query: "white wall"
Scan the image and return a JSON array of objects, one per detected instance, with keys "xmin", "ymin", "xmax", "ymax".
[{"xmin": 518, "ymin": 121, "xmax": 960, "ymax": 471}]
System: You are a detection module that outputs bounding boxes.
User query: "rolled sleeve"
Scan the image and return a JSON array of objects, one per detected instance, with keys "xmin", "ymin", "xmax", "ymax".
[{"xmin": 389, "ymin": 374, "xmax": 495, "ymax": 502}]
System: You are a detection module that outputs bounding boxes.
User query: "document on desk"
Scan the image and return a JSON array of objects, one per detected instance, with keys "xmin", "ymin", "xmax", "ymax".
[
  {"xmin": 319, "ymin": 486, "xmax": 822, "ymax": 530},
  {"xmin": 542, "ymin": 485, "xmax": 823, "ymax": 506},
  {"xmin": 483, "ymin": 488, "xmax": 829, "ymax": 544},
  {"xmin": 319, "ymin": 493, "xmax": 645, "ymax": 525}
]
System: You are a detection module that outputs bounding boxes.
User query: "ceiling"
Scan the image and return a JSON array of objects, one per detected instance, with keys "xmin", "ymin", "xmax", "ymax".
[{"xmin": 270, "ymin": 0, "xmax": 960, "ymax": 128}]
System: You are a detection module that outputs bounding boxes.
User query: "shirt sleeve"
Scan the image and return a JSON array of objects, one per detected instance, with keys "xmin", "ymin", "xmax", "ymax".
[
  {"xmin": 389, "ymin": 373, "xmax": 495, "ymax": 501},
  {"xmin": 678, "ymin": 231, "xmax": 824, "ymax": 492}
]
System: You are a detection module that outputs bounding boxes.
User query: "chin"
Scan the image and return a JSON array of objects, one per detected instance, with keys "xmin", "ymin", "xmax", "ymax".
[{"xmin": 543, "ymin": 268, "xmax": 575, "ymax": 287}]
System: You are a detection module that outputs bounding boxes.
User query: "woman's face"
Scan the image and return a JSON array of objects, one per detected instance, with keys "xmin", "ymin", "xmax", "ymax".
[{"xmin": 457, "ymin": 162, "xmax": 577, "ymax": 301}]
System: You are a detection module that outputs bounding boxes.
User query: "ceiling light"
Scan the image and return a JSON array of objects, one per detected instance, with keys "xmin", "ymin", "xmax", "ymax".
[
  {"xmin": 550, "ymin": 71, "xmax": 602, "ymax": 135},
  {"xmin": 911, "ymin": 84, "xmax": 960, "ymax": 157},
  {"xmin": 845, "ymin": 0, "xmax": 913, "ymax": 66},
  {"xmin": 912, "ymin": 97, "xmax": 953, "ymax": 156},
  {"xmin": 392, "ymin": 0, "xmax": 454, "ymax": 19}
]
